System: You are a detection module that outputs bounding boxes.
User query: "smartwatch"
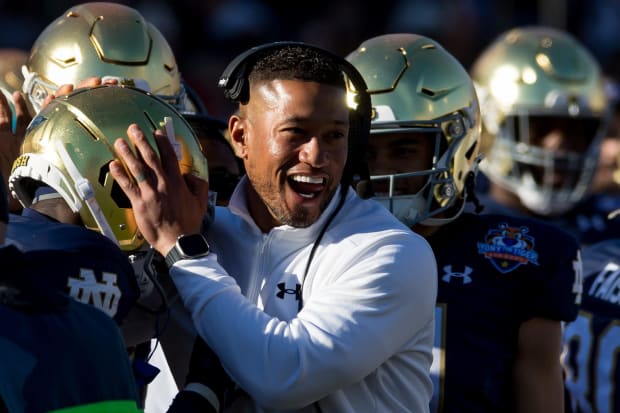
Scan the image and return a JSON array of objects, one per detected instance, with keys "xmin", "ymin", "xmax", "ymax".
[{"xmin": 165, "ymin": 233, "xmax": 210, "ymax": 269}]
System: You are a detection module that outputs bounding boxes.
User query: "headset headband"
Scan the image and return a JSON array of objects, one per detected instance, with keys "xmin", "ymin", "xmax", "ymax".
[{"xmin": 218, "ymin": 41, "xmax": 369, "ymax": 107}]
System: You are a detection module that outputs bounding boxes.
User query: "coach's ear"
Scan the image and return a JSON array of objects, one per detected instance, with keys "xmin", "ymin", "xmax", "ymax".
[{"xmin": 228, "ymin": 114, "xmax": 248, "ymax": 160}]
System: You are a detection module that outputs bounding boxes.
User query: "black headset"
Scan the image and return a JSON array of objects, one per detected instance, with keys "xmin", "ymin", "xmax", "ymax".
[{"xmin": 218, "ymin": 41, "xmax": 372, "ymax": 198}]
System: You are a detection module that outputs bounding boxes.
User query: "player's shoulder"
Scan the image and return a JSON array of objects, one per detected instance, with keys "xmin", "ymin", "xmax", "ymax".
[
  {"xmin": 6, "ymin": 211, "xmax": 139, "ymax": 323},
  {"xmin": 7, "ymin": 210, "xmax": 123, "ymax": 253},
  {"xmin": 577, "ymin": 238, "xmax": 620, "ymax": 315},
  {"xmin": 474, "ymin": 212, "xmax": 578, "ymax": 244},
  {"xmin": 437, "ymin": 212, "xmax": 579, "ymax": 268},
  {"xmin": 583, "ymin": 237, "xmax": 620, "ymax": 255},
  {"xmin": 582, "ymin": 238, "xmax": 620, "ymax": 272}
]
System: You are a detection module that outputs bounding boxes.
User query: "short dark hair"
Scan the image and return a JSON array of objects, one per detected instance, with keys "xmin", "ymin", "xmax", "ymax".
[{"xmin": 248, "ymin": 45, "xmax": 346, "ymax": 90}]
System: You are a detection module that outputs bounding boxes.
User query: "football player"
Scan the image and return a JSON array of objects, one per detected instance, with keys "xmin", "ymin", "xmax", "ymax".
[
  {"xmin": 7, "ymin": 85, "xmax": 213, "ymax": 409},
  {"xmin": 13, "ymin": 3, "xmax": 229, "ymax": 409},
  {"xmin": 470, "ymin": 26, "xmax": 614, "ymax": 245},
  {"xmin": 561, "ymin": 143, "xmax": 620, "ymax": 412},
  {"xmin": 0, "ymin": 165, "xmax": 142, "ymax": 411},
  {"xmin": 21, "ymin": 2, "xmax": 185, "ymax": 113},
  {"xmin": 562, "ymin": 229, "xmax": 620, "ymax": 413},
  {"xmin": 348, "ymin": 33, "xmax": 583, "ymax": 412}
]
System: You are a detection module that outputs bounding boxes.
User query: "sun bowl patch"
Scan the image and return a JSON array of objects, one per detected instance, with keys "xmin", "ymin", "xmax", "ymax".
[{"xmin": 477, "ymin": 223, "xmax": 540, "ymax": 273}]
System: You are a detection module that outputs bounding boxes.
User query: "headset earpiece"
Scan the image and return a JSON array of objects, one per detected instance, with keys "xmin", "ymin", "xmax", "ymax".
[
  {"xmin": 218, "ymin": 47, "xmax": 257, "ymax": 103},
  {"xmin": 218, "ymin": 41, "xmax": 373, "ymax": 198}
]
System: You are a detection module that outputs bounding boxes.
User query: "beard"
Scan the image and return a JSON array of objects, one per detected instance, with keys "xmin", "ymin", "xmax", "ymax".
[
  {"xmin": 251, "ymin": 177, "xmax": 337, "ymax": 228},
  {"xmin": 273, "ymin": 203, "xmax": 313, "ymax": 228}
]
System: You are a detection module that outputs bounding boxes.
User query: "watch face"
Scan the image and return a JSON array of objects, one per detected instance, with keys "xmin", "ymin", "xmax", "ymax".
[{"xmin": 178, "ymin": 233, "xmax": 210, "ymax": 256}]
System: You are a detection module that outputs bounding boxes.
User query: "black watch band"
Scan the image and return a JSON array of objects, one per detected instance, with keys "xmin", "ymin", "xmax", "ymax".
[{"xmin": 165, "ymin": 233, "xmax": 210, "ymax": 269}]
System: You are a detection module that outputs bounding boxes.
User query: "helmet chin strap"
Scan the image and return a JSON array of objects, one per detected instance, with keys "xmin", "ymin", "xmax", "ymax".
[
  {"xmin": 21, "ymin": 65, "xmax": 56, "ymax": 113},
  {"xmin": 55, "ymin": 140, "xmax": 118, "ymax": 244}
]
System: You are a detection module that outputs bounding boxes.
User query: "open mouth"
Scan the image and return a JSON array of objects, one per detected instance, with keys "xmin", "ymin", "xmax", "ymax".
[{"xmin": 288, "ymin": 175, "xmax": 326, "ymax": 199}]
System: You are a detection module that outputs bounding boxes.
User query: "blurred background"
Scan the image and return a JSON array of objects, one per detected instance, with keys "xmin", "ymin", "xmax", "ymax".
[{"xmin": 2, "ymin": 0, "xmax": 619, "ymax": 119}]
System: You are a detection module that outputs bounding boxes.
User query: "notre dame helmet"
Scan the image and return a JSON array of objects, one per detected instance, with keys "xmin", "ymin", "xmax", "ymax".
[
  {"xmin": 471, "ymin": 26, "xmax": 608, "ymax": 215},
  {"xmin": 9, "ymin": 85, "xmax": 208, "ymax": 251},
  {"xmin": 347, "ymin": 33, "xmax": 481, "ymax": 226},
  {"xmin": 22, "ymin": 2, "xmax": 184, "ymax": 113}
]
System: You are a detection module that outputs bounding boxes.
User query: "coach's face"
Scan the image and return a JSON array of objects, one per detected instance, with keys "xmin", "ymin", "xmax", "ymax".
[{"xmin": 230, "ymin": 79, "xmax": 349, "ymax": 232}]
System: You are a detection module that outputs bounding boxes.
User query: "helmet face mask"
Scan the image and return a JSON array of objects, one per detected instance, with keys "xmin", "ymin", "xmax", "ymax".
[
  {"xmin": 9, "ymin": 85, "xmax": 208, "ymax": 251},
  {"xmin": 368, "ymin": 115, "xmax": 473, "ymax": 226},
  {"xmin": 489, "ymin": 113, "xmax": 602, "ymax": 214},
  {"xmin": 348, "ymin": 33, "xmax": 481, "ymax": 227},
  {"xmin": 23, "ymin": 2, "xmax": 184, "ymax": 112},
  {"xmin": 472, "ymin": 26, "xmax": 609, "ymax": 215}
]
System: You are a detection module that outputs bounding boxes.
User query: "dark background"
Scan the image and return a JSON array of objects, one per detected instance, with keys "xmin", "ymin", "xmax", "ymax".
[{"xmin": 2, "ymin": 0, "xmax": 619, "ymax": 119}]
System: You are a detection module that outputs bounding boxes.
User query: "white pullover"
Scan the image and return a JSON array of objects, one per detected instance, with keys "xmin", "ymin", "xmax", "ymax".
[{"xmin": 170, "ymin": 179, "xmax": 437, "ymax": 412}]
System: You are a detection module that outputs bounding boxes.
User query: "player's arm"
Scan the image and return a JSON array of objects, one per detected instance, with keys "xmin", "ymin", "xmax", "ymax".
[
  {"xmin": 166, "ymin": 336, "xmax": 234, "ymax": 413},
  {"xmin": 514, "ymin": 317, "xmax": 564, "ymax": 413},
  {"xmin": 0, "ymin": 90, "xmax": 29, "ymax": 212}
]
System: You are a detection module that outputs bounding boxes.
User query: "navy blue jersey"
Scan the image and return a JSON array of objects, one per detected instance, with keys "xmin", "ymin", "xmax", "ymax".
[
  {"xmin": 560, "ymin": 194, "xmax": 620, "ymax": 245},
  {"xmin": 0, "ymin": 245, "xmax": 141, "ymax": 413},
  {"xmin": 428, "ymin": 213, "xmax": 582, "ymax": 413},
  {"xmin": 563, "ymin": 239, "xmax": 620, "ymax": 413},
  {"xmin": 476, "ymin": 191, "xmax": 620, "ymax": 247},
  {"xmin": 6, "ymin": 210, "xmax": 140, "ymax": 325}
]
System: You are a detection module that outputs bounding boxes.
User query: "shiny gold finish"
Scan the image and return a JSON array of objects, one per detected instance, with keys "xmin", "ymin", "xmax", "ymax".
[
  {"xmin": 348, "ymin": 33, "xmax": 481, "ymax": 225},
  {"xmin": 23, "ymin": 2, "xmax": 183, "ymax": 112},
  {"xmin": 10, "ymin": 85, "xmax": 208, "ymax": 251},
  {"xmin": 471, "ymin": 26, "xmax": 608, "ymax": 215}
]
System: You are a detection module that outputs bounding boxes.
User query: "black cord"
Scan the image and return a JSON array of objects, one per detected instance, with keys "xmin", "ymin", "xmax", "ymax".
[
  {"xmin": 134, "ymin": 249, "xmax": 170, "ymax": 316},
  {"xmin": 464, "ymin": 171, "xmax": 484, "ymax": 214},
  {"xmin": 129, "ymin": 249, "xmax": 173, "ymax": 361},
  {"xmin": 297, "ymin": 186, "xmax": 348, "ymax": 312},
  {"xmin": 298, "ymin": 186, "xmax": 348, "ymax": 413}
]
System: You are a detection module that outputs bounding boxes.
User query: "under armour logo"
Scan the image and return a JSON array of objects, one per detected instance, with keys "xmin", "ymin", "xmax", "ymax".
[
  {"xmin": 67, "ymin": 269, "xmax": 121, "ymax": 317},
  {"xmin": 276, "ymin": 282, "xmax": 302, "ymax": 301},
  {"xmin": 441, "ymin": 265, "xmax": 473, "ymax": 284}
]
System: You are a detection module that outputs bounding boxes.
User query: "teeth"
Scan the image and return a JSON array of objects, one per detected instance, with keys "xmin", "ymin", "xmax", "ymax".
[
  {"xmin": 299, "ymin": 193, "xmax": 315, "ymax": 199},
  {"xmin": 291, "ymin": 175, "xmax": 324, "ymax": 184}
]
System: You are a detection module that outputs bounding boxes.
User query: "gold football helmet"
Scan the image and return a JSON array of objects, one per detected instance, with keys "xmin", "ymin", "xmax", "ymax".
[
  {"xmin": 9, "ymin": 85, "xmax": 208, "ymax": 251},
  {"xmin": 22, "ymin": 2, "xmax": 184, "ymax": 113},
  {"xmin": 471, "ymin": 26, "xmax": 608, "ymax": 215},
  {"xmin": 347, "ymin": 33, "xmax": 481, "ymax": 226}
]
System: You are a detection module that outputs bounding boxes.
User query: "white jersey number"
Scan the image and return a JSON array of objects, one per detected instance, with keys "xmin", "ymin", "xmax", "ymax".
[{"xmin": 562, "ymin": 310, "xmax": 620, "ymax": 413}]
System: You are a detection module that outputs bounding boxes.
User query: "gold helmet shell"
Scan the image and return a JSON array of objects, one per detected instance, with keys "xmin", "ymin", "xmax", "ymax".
[
  {"xmin": 23, "ymin": 2, "xmax": 184, "ymax": 112},
  {"xmin": 471, "ymin": 26, "xmax": 608, "ymax": 215},
  {"xmin": 347, "ymin": 33, "xmax": 481, "ymax": 226},
  {"xmin": 9, "ymin": 85, "xmax": 208, "ymax": 251}
]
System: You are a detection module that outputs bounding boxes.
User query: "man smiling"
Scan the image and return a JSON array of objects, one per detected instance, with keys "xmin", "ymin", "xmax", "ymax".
[
  {"xmin": 110, "ymin": 43, "xmax": 438, "ymax": 412},
  {"xmin": 230, "ymin": 78, "xmax": 349, "ymax": 229}
]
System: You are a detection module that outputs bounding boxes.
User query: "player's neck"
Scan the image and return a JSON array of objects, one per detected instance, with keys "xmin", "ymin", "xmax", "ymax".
[
  {"xmin": 488, "ymin": 183, "xmax": 533, "ymax": 216},
  {"xmin": 31, "ymin": 199, "xmax": 82, "ymax": 225}
]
